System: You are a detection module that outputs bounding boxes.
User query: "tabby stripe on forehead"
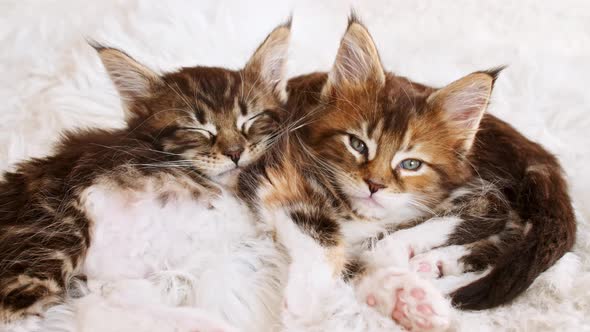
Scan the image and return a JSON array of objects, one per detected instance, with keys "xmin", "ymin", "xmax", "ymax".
[
  {"xmin": 192, "ymin": 105, "xmax": 207, "ymax": 124},
  {"xmin": 195, "ymin": 92, "xmax": 216, "ymax": 113},
  {"xmin": 239, "ymin": 100, "xmax": 248, "ymax": 115},
  {"xmin": 174, "ymin": 75, "xmax": 208, "ymax": 123},
  {"xmin": 367, "ymin": 120, "xmax": 380, "ymax": 138},
  {"xmin": 317, "ymin": 129, "xmax": 350, "ymax": 142}
]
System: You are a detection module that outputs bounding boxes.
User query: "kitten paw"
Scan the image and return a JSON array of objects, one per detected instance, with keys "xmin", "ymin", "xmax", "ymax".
[
  {"xmin": 357, "ymin": 268, "xmax": 451, "ymax": 332},
  {"xmin": 410, "ymin": 256, "xmax": 443, "ymax": 279},
  {"xmin": 409, "ymin": 246, "xmax": 467, "ymax": 279},
  {"xmin": 369, "ymin": 236, "xmax": 417, "ymax": 269}
]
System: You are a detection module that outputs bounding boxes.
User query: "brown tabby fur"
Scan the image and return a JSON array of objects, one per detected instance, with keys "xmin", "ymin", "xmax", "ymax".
[
  {"xmin": 241, "ymin": 16, "xmax": 575, "ymax": 311},
  {"xmin": 0, "ymin": 22, "xmax": 290, "ymax": 322}
]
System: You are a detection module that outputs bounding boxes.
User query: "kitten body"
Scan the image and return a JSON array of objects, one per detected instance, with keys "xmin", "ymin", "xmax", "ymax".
[
  {"xmin": 273, "ymin": 16, "xmax": 576, "ymax": 318},
  {"xmin": 0, "ymin": 23, "xmax": 293, "ymax": 332}
]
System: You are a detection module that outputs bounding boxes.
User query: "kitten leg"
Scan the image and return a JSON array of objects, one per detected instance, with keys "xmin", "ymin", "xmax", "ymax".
[
  {"xmin": 366, "ymin": 217, "xmax": 462, "ymax": 271},
  {"xmin": 273, "ymin": 210, "xmax": 403, "ymax": 332},
  {"xmin": 353, "ymin": 217, "xmax": 458, "ymax": 331},
  {"xmin": 409, "ymin": 242, "xmax": 499, "ymax": 295}
]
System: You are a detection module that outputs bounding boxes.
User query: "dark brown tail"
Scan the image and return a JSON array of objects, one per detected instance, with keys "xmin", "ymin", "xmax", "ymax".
[{"xmin": 451, "ymin": 163, "xmax": 576, "ymax": 310}]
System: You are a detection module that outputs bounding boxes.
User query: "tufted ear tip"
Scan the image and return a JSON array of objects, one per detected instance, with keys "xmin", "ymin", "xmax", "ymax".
[
  {"xmin": 428, "ymin": 71, "xmax": 498, "ymax": 151},
  {"xmin": 323, "ymin": 13, "xmax": 384, "ymax": 97},
  {"xmin": 347, "ymin": 9, "xmax": 363, "ymax": 28},
  {"xmin": 244, "ymin": 20, "xmax": 292, "ymax": 103},
  {"xmin": 94, "ymin": 45, "xmax": 162, "ymax": 121}
]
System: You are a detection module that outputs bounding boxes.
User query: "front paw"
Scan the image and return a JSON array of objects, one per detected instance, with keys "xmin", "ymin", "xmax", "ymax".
[
  {"xmin": 368, "ymin": 234, "xmax": 416, "ymax": 269},
  {"xmin": 409, "ymin": 246, "xmax": 467, "ymax": 279},
  {"xmin": 356, "ymin": 268, "xmax": 451, "ymax": 332}
]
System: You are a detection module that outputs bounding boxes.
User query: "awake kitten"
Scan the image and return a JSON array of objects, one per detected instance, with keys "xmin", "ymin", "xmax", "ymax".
[
  {"xmin": 277, "ymin": 15, "xmax": 575, "ymax": 327},
  {"xmin": 0, "ymin": 22, "xmax": 290, "ymax": 328}
]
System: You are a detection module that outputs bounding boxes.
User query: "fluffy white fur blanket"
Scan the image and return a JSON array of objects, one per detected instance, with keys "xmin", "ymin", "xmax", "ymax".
[{"xmin": 1, "ymin": 0, "xmax": 588, "ymax": 330}]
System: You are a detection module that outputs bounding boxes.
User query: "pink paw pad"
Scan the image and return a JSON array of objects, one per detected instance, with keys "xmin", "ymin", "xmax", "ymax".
[
  {"xmin": 410, "ymin": 288, "xmax": 426, "ymax": 300},
  {"xmin": 391, "ymin": 287, "xmax": 446, "ymax": 331},
  {"xmin": 417, "ymin": 262, "xmax": 431, "ymax": 273},
  {"xmin": 417, "ymin": 304, "xmax": 434, "ymax": 315},
  {"xmin": 391, "ymin": 289, "xmax": 412, "ymax": 329},
  {"xmin": 366, "ymin": 294, "xmax": 377, "ymax": 306}
]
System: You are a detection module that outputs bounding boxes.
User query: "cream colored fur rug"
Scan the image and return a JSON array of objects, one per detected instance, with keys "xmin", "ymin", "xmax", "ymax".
[{"xmin": 1, "ymin": 0, "xmax": 589, "ymax": 330}]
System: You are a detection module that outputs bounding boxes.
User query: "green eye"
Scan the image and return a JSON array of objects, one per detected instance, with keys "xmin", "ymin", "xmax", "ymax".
[
  {"xmin": 400, "ymin": 159, "xmax": 422, "ymax": 171},
  {"xmin": 349, "ymin": 135, "xmax": 367, "ymax": 154}
]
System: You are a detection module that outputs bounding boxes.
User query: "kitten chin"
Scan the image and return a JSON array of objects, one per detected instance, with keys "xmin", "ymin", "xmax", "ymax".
[{"xmin": 212, "ymin": 167, "xmax": 242, "ymax": 188}]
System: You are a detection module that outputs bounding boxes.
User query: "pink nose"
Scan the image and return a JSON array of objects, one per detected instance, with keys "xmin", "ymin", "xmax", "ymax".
[
  {"xmin": 364, "ymin": 179, "xmax": 386, "ymax": 194},
  {"xmin": 224, "ymin": 147, "xmax": 244, "ymax": 165}
]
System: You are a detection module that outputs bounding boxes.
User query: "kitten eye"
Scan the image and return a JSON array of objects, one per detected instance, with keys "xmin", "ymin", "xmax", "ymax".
[
  {"xmin": 242, "ymin": 113, "xmax": 264, "ymax": 133},
  {"xmin": 399, "ymin": 159, "xmax": 422, "ymax": 171},
  {"xmin": 349, "ymin": 135, "xmax": 367, "ymax": 155},
  {"xmin": 241, "ymin": 110, "xmax": 277, "ymax": 134},
  {"xmin": 178, "ymin": 127, "xmax": 215, "ymax": 139}
]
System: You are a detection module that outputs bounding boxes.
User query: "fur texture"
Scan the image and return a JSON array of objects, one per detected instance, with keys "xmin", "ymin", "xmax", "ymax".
[{"xmin": 1, "ymin": 1, "xmax": 589, "ymax": 331}]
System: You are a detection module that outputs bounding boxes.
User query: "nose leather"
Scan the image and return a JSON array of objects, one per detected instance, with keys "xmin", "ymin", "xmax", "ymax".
[
  {"xmin": 224, "ymin": 146, "xmax": 244, "ymax": 165},
  {"xmin": 364, "ymin": 178, "xmax": 386, "ymax": 194}
]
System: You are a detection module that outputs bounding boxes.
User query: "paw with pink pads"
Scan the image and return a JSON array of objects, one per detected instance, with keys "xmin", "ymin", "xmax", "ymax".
[
  {"xmin": 356, "ymin": 268, "xmax": 451, "ymax": 332},
  {"xmin": 409, "ymin": 245, "xmax": 468, "ymax": 280}
]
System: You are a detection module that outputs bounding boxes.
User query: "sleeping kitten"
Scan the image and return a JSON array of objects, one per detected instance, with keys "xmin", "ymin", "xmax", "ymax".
[
  {"xmin": 0, "ymin": 22, "xmax": 291, "ymax": 331},
  {"xmin": 1, "ymin": 20, "xmax": 429, "ymax": 332},
  {"xmin": 266, "ymin": 15, "xmax": 575, "ymax": 330}
]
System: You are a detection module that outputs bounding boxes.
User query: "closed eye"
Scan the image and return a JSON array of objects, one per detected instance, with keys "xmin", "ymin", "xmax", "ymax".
[
  {"xmin": 241, "ymin": 110, "xmax": 276, "ymax": 134},
  {"xmin": 177, "ymin": 127, "xmax": 215, "ymax": 139}
]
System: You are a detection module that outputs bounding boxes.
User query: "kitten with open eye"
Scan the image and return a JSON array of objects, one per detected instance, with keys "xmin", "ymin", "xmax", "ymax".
[
  {"xmin": 0, "ymin": 23, "xmax": 291, "ymax": 331},
  {"xmin": 246, "ymin": 15, "xmax": 574, "ymax": 332}
]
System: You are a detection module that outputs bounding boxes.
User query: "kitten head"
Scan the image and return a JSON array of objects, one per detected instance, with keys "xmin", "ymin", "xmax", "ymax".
[
  {"xmin": 95, "ymin": 21, "xmax": 291, "ymax": 185},
  {"xmin": 306, "ymin": 17, "xmax": 499, "ymax": 221}
]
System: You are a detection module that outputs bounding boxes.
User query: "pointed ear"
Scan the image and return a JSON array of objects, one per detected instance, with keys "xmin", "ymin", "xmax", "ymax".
[
  {"xmin": 427, "ymin": 68, "xmax": 502, "ymax": 151},
  {"xmin": 323, "ymin": 15, "xmax": 385, "ymax": 96},
  {"xmin": 244, "ymin": 20, "xmax": 291, "ymax": 103},
  {"xmin": 94, "ymin": 45, "xmax": 162, "ymax": 104}
]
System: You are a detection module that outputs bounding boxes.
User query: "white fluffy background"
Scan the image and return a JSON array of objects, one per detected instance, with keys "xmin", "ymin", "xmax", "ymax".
[{"xmin": 1, "ymin": 0, "xmax": 589, "ymax": 331}]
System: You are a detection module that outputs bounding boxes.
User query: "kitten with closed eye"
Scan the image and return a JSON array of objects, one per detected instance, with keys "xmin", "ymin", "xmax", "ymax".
[
  {"xmin": 2, "ymin": 19, "xmax": 433, "ymax": 332},
  {"xmin": 265, "ymin": 15, "xmax": 575, "ymax": 331},
  {"xmin": 0, "ymin": 22, "xmax": 291, "ymax": 332}
]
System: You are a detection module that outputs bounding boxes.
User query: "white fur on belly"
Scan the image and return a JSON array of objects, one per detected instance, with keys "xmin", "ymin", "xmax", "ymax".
[{"xmin": 80, "ymin": 180, "xmax": 286, "ymax": 331}]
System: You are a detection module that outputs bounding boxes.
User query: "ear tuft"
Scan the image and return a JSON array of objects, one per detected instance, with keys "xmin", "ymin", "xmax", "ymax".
[
  {"xmin": 428, "ymin": 70, "xmax": 499, "ymax": 150},
  {"xmin": 94, "ymin": 45, "xmax": 161, "ymax": 103},
  {"xmin": 347, "ymin": 9, "xmax": 362, "ymax": 27},
  {"xmin": 244, "ymin": 19, "xmax": 291, "ymax": 103},
  {"xmin": 477, "ymin": 65, "xmax": 506, "ymax": 88},
  {"xmin": 324, "ymin": 16, "xmax": 385, "ymax": 95}
]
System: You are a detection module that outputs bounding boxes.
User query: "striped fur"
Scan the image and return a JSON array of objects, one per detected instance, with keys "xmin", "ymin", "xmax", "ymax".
[
  {"xmin": 0, "ymin": 22, "xmax": 291, "ymax": 323},
  {"xmin": 242, "ymin": 15, "xmax": 576, "ymax": 318}
]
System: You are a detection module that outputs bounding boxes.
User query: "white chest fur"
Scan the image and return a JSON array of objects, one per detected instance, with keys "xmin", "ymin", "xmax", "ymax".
[{"xmin": 80, "ymin": 178, "xmax": 286, "ymax": 331}]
